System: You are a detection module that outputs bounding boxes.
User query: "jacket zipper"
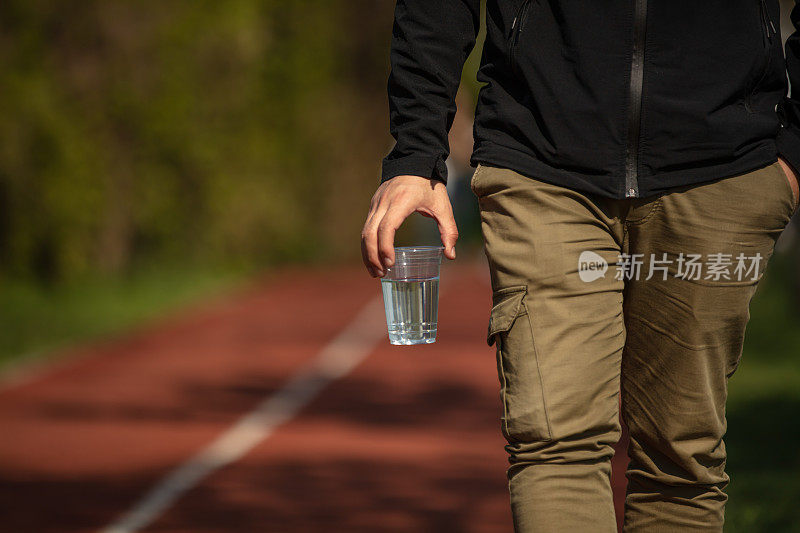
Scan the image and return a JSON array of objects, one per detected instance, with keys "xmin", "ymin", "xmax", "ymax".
[
  {"xmin": 625, "ymin": 0, "xmax": 648, "ymax": 198},
  {"xmin": 509, "ymin": 0, "xmax": 532, "ymax": 77}
]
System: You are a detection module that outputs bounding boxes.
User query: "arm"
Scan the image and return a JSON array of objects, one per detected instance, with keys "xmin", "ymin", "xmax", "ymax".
[
  {"xmin": 381, "ymin": 0, "xmax": 481, "ymax": 183},
  {"xmin": 361, "ymin": 0, "xmax": 480, "ymax": 278},
  {"xmin": 777, "ymin": 1, "xmax": 800, "ymax": 204},
  {"xmin": 777, "ymin": 1, "xmax": 800, "ymax": 175}
]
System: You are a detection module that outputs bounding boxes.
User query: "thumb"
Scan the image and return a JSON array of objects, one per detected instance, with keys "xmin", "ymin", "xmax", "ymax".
[{"xmin": 436, "ymin": 211, "xmax": 459, "ymax": 260}]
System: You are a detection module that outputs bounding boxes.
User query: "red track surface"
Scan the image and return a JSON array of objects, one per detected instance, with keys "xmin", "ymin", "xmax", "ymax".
[{"xmin": 0, "ymin": 261, "xmax": 630, "ymax": 532}]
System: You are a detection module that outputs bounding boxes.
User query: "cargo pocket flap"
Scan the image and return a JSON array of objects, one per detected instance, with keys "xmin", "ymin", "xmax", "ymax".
[{"xmin": 487, "ymin": 285, "xmax": 528, "ymax": 346}]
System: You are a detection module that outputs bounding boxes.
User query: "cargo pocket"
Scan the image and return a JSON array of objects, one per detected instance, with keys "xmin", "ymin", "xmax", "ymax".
[{"xmin": 488, "ymin": 285, "xmax": 553, "ymax": 443}]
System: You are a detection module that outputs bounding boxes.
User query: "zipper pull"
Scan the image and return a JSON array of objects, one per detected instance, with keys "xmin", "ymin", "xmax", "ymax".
[
  {"xmin": 760, "ymin": 0, "xmax": 777, "ymax": 43},
  {"xmin": 512, "ymin": 16, "xmax": 518, "ymax": 31}
]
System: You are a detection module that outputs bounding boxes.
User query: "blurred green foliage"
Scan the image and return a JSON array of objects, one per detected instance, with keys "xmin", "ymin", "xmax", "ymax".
[
  {"xmin": 0, "ymin": 0, "xmax": 394, "ymax": 282},
  {"xmin": 0, "ymin": 265, "xmax": 241, "ymax": 368},
  {"xmin": 725, "ymin": 253, "xmax": 800, "ymax": 532}
]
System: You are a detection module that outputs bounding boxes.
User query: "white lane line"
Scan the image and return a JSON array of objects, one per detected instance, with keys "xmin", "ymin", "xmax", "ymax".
[{"xmin": 101, "ymin": 296, "xmax": 387, "ymax": 533}]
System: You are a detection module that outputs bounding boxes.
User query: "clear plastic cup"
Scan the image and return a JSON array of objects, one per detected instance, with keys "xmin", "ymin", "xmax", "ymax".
[{"xmin": 380, "ymin": 246, "xmax": 444, "ymax": 345}]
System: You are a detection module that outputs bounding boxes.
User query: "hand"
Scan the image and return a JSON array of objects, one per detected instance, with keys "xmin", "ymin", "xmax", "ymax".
[
  {"xmin": 361, "ymin": 175, "xmax": 458, "ymax": 278},
  {"xmin": 778, "ymin": 157, "xmax": 800, "ymax": 208}
]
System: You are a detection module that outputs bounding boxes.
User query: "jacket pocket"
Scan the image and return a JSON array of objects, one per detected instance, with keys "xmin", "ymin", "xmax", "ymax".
[
  {"xmin": 507, "ymin": 0, "xmax": 533, "ymax": 78},
  {"xmin": 488, "ymin": 285, "xmax": 553, "ymax": 443},
  {"xmin": 746, "ymin": 0, "xmax": 778, "ymax": 113}
]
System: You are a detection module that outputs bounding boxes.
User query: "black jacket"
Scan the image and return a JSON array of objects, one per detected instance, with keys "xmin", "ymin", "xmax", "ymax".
[{"xmin": 380, "ymin": 0, "xmax": 800, "ymax": 199}]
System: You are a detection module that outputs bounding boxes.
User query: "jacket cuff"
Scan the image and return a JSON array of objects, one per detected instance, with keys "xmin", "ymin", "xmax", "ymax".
[
  {"xmin": 381, "ymin": 155, "xmax": 449, "ymax": 185},
  {"xmin": 776, "ymin": 126, "xmax": 800, "ymax": 176}
]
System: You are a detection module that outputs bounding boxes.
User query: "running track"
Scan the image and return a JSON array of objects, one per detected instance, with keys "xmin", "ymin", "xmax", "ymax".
[{"xmin": 0, "ymin": 259, "xmax": 630, "ymax": 532}]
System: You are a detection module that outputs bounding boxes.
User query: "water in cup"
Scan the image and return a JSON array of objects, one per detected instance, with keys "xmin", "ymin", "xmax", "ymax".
[
  {"xmin": 381, "ymin": 276, "xmax": 439, "ymax": 344},
  {"xmin": 380, "ymin": 246, "xmax": 443, "ymax": 345}
]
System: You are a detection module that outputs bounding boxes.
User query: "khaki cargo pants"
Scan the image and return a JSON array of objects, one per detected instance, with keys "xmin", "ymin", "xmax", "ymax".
[{"xmin": 471, "ymin": 162, "xmax": 798, "ymax": 532}]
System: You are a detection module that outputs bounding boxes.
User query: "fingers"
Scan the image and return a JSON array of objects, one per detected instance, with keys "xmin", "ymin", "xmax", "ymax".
[
  {"xmin": 360, "ymin": 235, "xmax": 380, "ymax": 277},
  {"xmin": 377, "ymin": 203, "xmax": 414, "ymax": 270},
  {"xmin": 436, "ymin": 209, "xmax": 459, "ymax": 260},
  {"xmin": 361, "ymin": 176, "xmax": 453, "ymax": 278},
  {"xmin": 361, "ymin": 194, "xmax": 387, "ymax": 277},
  {"xmin": 361, "ymin": 204, "xmax": 409, "ymax": 277},
  {"xmin": 420, "ymin": 184, "xmax": 458, "ymax": 260}
]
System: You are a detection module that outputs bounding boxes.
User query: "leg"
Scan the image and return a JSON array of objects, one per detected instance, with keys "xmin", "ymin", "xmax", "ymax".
[
  {"xmin": 621, "ymin": 162, "xmax": 796, "ymax": 532},
  {"xmin": 473, "ymin": 165, "xmax": 626, "ymax": 532}
]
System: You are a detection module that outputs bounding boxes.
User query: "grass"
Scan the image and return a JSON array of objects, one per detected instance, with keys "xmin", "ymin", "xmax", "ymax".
[
  {"xmin": 0, "ymin": 265, "xmax": 245, "ymax": 373},
  {"xmin": 725, "ymin": 253, "xmax": 800, "ymax": 532}
]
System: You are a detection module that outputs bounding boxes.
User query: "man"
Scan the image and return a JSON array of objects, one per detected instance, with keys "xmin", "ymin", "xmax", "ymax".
[{"xmin": 361, "ymin": 1, "xmax": 800, "ymax": 531}]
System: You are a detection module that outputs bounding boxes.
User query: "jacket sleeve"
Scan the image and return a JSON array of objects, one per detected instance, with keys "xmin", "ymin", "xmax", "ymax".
[
  {"xmin": 776, "ymin": 1, "xmax": 800, "ymax": 173},
  {"xmin": 380, "ymin": 0, "xmax": 481, "ymax": 184}
]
